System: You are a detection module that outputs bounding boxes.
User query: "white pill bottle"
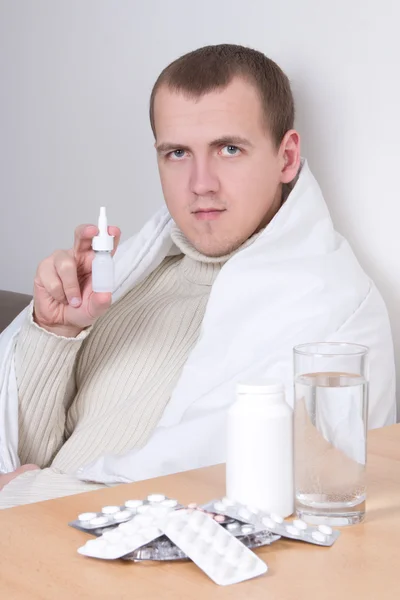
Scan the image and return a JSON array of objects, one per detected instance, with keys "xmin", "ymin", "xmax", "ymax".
[{"xmin": 226, "ymin": 380, "xmax": 294, "ymax": 517}]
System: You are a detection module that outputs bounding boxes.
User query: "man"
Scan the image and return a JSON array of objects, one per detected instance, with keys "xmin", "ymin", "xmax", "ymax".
[{"xmin": 0, "ymin": 44, "xmax": 395, "ymax": 507}]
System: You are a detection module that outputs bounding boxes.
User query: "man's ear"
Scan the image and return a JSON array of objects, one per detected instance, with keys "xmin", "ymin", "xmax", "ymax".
[{"xmin": 279, "ymin": 130, "xmax": 301, "ymax": 184}]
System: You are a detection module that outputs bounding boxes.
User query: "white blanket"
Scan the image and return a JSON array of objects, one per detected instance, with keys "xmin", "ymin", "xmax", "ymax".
[{"xmin": 0, "ymin": 161, "xmax": 396, "ymax": 480}]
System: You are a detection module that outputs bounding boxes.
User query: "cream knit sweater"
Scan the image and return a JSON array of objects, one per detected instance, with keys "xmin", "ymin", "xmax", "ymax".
[{"xmin": 0, "ymin": 227, "xmax": 257, "ymax": 508}]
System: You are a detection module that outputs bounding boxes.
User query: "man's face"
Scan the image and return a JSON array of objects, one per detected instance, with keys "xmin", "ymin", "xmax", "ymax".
[{"xmin": 154, "ymin": 77, "xmax": 299, "ymax": 256}]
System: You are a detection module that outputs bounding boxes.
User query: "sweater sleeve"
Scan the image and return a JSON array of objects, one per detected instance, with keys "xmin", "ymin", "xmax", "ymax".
[
  {"xmin": 15, "ymin": 308, "xmax": 90, "ymax": 468},
  {"xmin": 0, "ymin": 467, "xmax": 104, "ymax": 509}
]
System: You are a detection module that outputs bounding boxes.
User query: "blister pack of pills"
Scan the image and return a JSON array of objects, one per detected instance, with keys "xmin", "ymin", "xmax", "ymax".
[
  {"xmin": 78, "ymin": 502, "xmax": 175, "ymax": 560},
  {"xmin": 125, "ymin": 513, "xmax": 280, "ymax": 561},
  {"xmin": 161, "ymin": 509, "xmax": 268, "ymax": 586},
  {"xmin": 202, "ymin": 498, "xmax": 340, "ymax": 547},
  {"xmin": 69, "ymin": 494, "xmax": 178, "ymax": 533}
]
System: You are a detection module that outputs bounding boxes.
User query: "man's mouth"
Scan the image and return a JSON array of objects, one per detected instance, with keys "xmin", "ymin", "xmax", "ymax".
[{"xmin": 193, "ymin": 208, "xmax": 226, "ymax": 221}]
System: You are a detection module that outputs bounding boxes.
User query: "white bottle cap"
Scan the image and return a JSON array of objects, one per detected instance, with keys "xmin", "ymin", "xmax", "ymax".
[
  {"xmin": 236, "ymin": 379, "xmax": 284, "ymax": 395},
  {"xmin": 92, "ymin": 206, "xmax": 114, "ymax": 252}
]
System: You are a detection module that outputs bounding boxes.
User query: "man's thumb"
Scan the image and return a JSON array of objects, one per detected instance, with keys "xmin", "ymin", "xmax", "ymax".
[{"xmin": 88, "ymin": 292, "xmax": 112, "ymax": 320}]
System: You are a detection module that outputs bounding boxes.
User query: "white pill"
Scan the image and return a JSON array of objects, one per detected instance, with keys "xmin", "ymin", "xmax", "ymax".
[
  {"xmin": 312, "ymin": 531, "xmax": 327, "ymax": 543},
  {"xmin": 213, "ymin": 501, "xmax": 226, "ymax": 512},
  {"xmin": 89, "ymin": 516, "xmax": 109, "ymax": 526},
  {"xmin": 227, "ymin": 522, "xmax": 240, "ymax": 531},
  {"xmin": 113, "ymin": 510, "xmax": 132, "ymax": 522},
  {"xmin": 78, "ymin": 512, "xmax": 97, "ymax": 521},
  {"xmin": 286, "ymin": 525, "xmax": 300, "ymax": 536},
  {"xmin": 124, "ymin": 499, "xmax": 143, "ymax": 509},
  {"xmin": 241, "ymin": 525, "xmax": 254, "ymax": 535},
  {"xmin": 161, "ymin": 498, "xmax": 178, "ymax": 508},
  {"xmin": 270, "ymin": 513, "xmax": 284, "ymax": 524},
  {"xmin": 262, "ymin": 516, "xmax": 276, "ymax": 530},
  {"xmin": 293, "ymin": 519, "xmax": 308, "ymax": 530},
  {"xmin": 101, "ymin": 506, "xmax": 120, "ymax": 515},
  {"xmin": 318, "ymin": 525, "xmax": 333, "ymax": 536},
  {"xmin": 147, "ymin": 494, "xmax": 166, "ymax": 503},
  {"xmin": 222, "ymin": 497, "xmax": 235, "ymax": 507}
]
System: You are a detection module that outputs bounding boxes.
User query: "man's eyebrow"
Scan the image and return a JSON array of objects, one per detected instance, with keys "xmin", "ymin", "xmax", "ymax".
[
  {"xmin": 209, "ymin": 136, "xmax": 253, "ymax": 149},
  {"xmin": 156, "ymin": 136, "xmax": 253, "ymax": 154},
  {"xmin": 156, "ymin": 142, "xmax": 191, "ymax": 154}
]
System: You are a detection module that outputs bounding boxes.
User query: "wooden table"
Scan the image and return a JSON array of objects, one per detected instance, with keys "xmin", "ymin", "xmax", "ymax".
[{"xmin": 0, "ymin": 424, "xmax": 399, "ymax": 599}]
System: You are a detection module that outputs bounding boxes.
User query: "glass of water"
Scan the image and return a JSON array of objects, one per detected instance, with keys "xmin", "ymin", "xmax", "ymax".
[{"xmin": 294, "ymin": 342, "xmax": 369, "ymax": 526}]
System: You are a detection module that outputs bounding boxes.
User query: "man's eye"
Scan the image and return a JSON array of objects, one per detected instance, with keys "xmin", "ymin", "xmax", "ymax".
[
  {"xmin": 169, "ymin": 149, "xmax": 186, "ymax": 160},
  {"xmin": 220, "ymin": 145, "xmax": 241, "ymax": 156}
]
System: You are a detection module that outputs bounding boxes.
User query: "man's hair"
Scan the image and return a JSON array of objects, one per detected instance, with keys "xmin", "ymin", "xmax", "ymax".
[{"xmin": 149, "ymin": 44, "xmax": 295, "ymax": 148}]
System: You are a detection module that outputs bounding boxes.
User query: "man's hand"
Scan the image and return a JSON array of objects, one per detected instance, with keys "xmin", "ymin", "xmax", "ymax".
[
  {"xmin": 33, "ymin": 224, "xmax": 121, "ymax": 338},
  {"xmin": 0, "ymin": 464, "xmax": 40, "ymax": 491}
]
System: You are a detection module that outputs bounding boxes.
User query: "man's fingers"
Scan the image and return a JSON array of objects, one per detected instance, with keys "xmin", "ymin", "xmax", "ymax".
[
  {"xmin": 73, "ymin": 224, "xmax": 98, "ymax": 257},
  {"xmin": 109, "ymin": 226, "xmax": 121, "ymax": 256},
  {"xmin": 53, "ymin": 251, "xmax": 82, "ymax": 306},
  {"xmin": 36, "ymin": 258, "xmax": 68, "ymax": 305},
  {"xmin": 73, "ymin": 224, "xmax": 121, "ymax": 258}
]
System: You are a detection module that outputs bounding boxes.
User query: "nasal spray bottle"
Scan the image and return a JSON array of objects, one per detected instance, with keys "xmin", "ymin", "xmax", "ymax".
[{"xmin": 91, "ymin": 207, "xmax": 115, "ymax": 293}]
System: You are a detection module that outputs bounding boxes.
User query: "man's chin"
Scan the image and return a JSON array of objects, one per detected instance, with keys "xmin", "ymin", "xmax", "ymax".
[{"xmin": 192, "ymin": 238, "xmax": 244, "ymax": 258}]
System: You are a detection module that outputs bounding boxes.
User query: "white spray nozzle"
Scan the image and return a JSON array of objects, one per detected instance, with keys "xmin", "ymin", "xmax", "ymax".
[{"xmin": 92, "ymin": 206, "xmax": 114, "ymax": 252}]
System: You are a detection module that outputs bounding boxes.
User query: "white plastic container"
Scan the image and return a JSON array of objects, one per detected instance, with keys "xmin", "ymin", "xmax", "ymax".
[
  {"xmin": 92, "ymin": 207, "xmax": 114, "ymax": 293},
  {"xmin": 226, "ymin": 380, "xmax": 294, "ymax": 517}
]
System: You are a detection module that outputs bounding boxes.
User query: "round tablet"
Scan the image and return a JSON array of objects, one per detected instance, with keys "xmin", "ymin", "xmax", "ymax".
[
  {"xmin": 286, "ymin": 525, "xmax": 300, "ymax": 536},
  {"xmin": 222, "ymin": 497, "xmax": 235, "ymax": 507},
  {"xmin": 89, "ymin": 516, "xmax": 109, "ymax": 526},
  {"xmin": 293, "ymin": 519, "xmax": 308, "ymax": 530},
  {"xmin": 241, "ymin": 525, "xmax": 254, "ymax": 535},
  {"xmin": 78, "ymin": 512, "xmax": 97, "ymax": 521},
  {"xmin": 262, "ymin": 516, "xmax": 276, "ymax": 530},
  {"xmin": 147, "ymin": 494, "xmax": 165, "ymax": 503},
  {"xmin": 270, "ymin": 513, "xmax": 284, "ymax": 524},
  {"xmin": 318, "ymin": 525, "xmax": 333, "ymax": 536},
  {"xmin": 113, "ymin": 510, "xmax": 132, "ymax": 522},
  {"xmin": 101, "ymin": 506, "xmax": 120, "ymax": 515},
  {"xmin": 124, "ymin": 500, "xmax": 143, "ymax": 509},
  {"xmin": 214, "ymin": 514, "xmax": 226, "ymax": 523},
  {"xmin": 312, "ymin": 531, "xmax": 327, "ymax": 543},
  {"xmin": 213, "ymin": 501, "xmax": 226, "ymax": 512},
  {"xmin": 226, "ymin": 522, "xmax": 240, "ymax": 531},
  {"xmin": 161, "ymin": 498, "xmax": 178, "ymax": 508}
]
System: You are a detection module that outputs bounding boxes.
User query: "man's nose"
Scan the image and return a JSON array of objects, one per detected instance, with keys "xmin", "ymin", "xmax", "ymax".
[{"xmin": 189, "ymin": 158, "xmax": 220, "ymax": 196}]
